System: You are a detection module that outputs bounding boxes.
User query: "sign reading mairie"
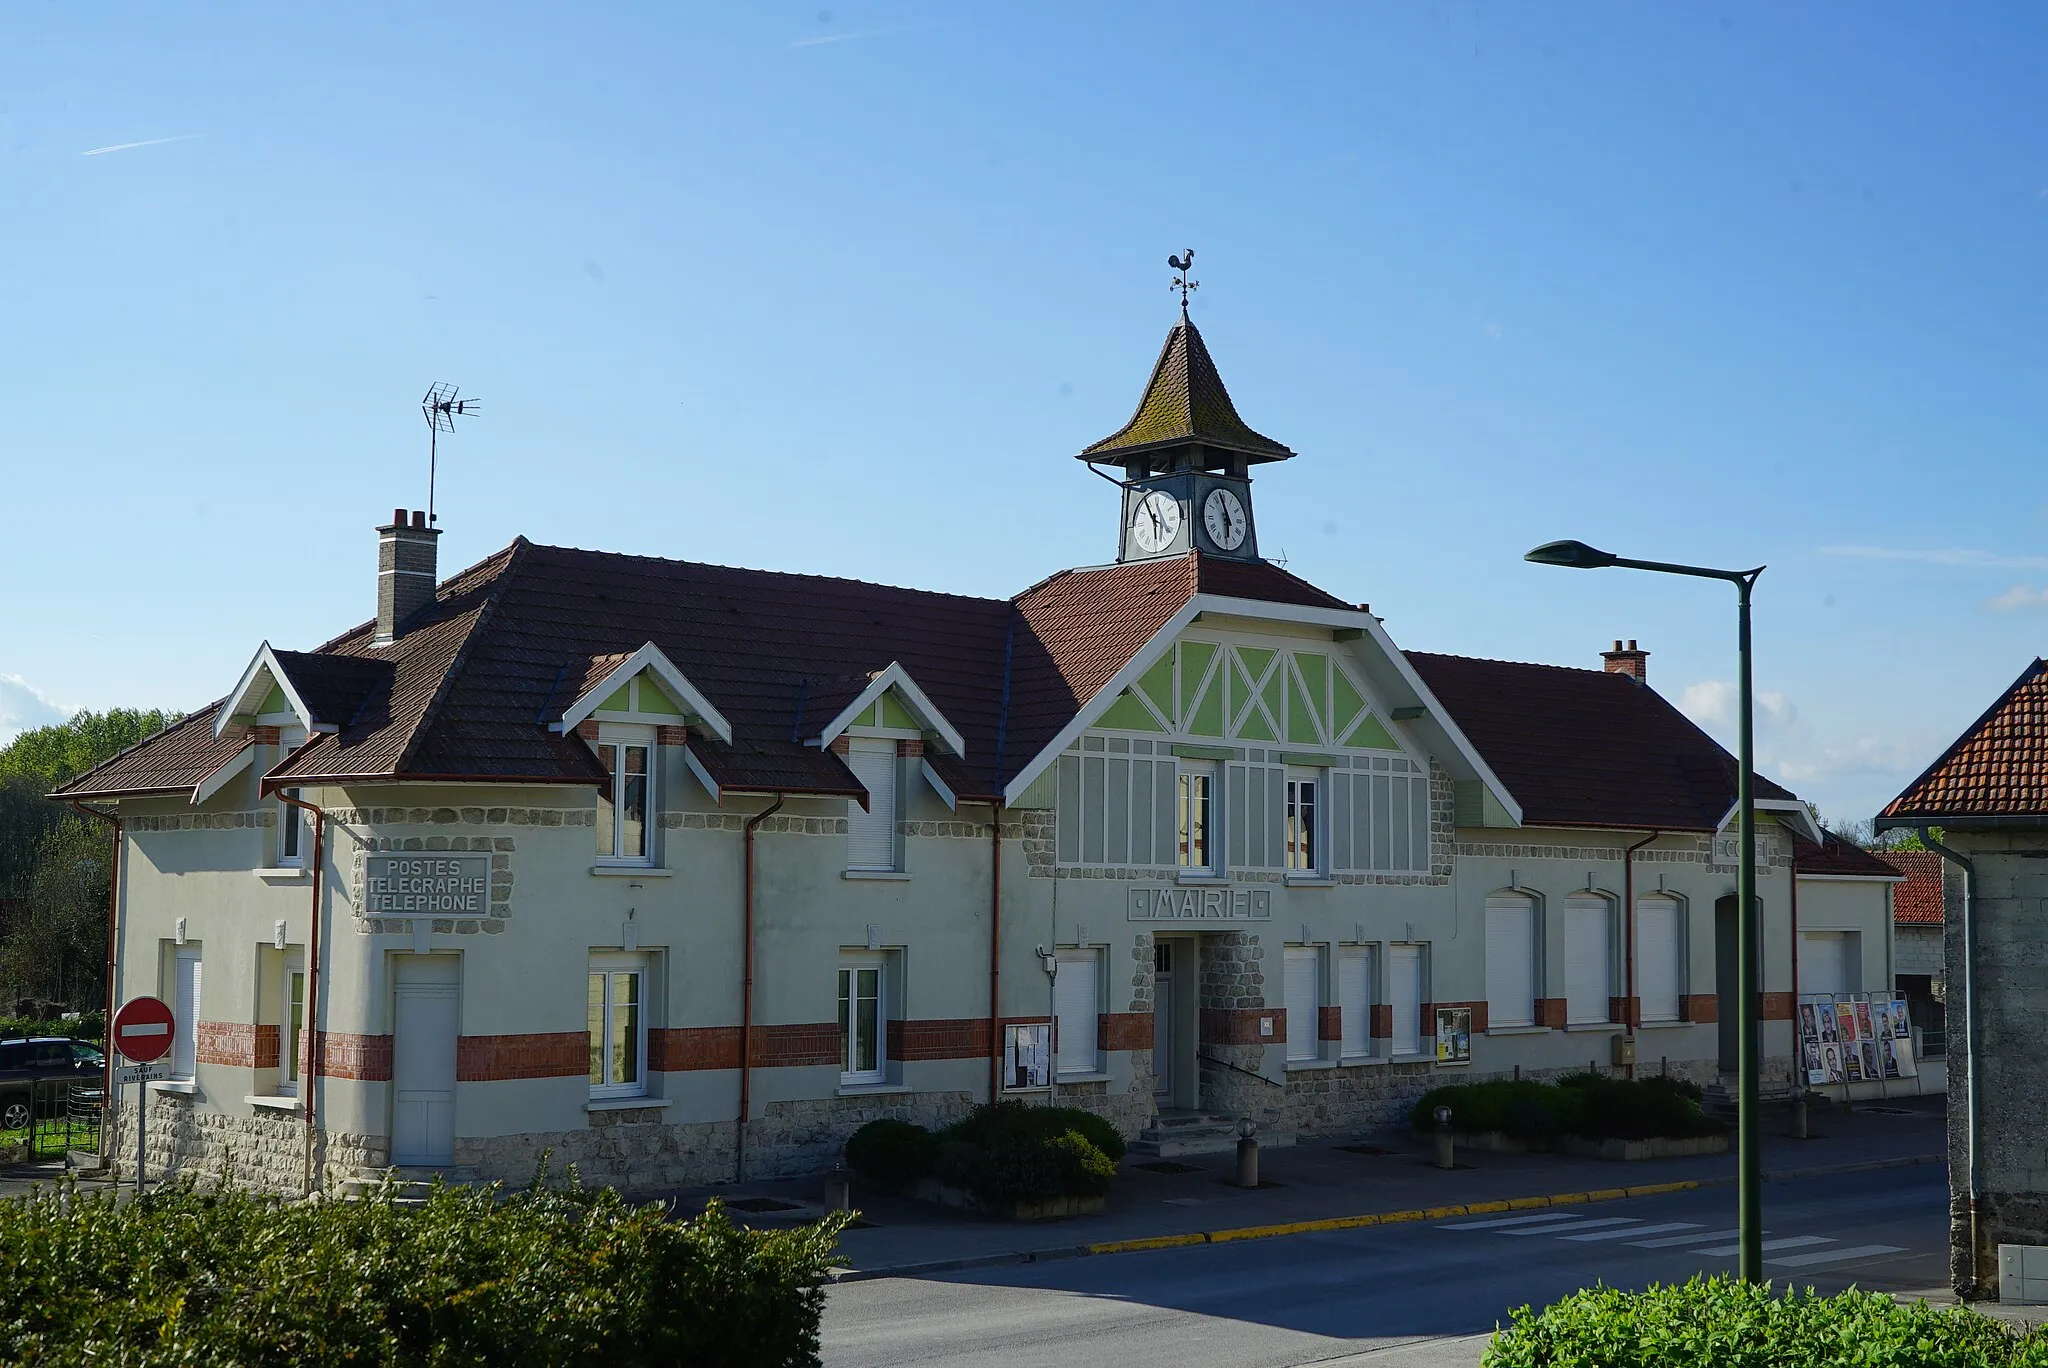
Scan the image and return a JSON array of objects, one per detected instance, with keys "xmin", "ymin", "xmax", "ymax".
[
  {"xmin": 363, "ymin": 855, "xmax": 489, "ymax": 915},
  {"xmin": 1128, "ymin": 885, "xmax": 1271, "ymax": 922}
]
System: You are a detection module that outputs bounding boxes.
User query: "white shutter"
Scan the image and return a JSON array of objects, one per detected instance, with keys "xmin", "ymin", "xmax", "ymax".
[
  {"xmin": 1055, "ymin": 954, "xmax": 1099, "ymax": 1075},
  {"xmin": 1637, "ymin": 896, "xmax": 1683, "ymax": 1022},
  {"xmin": 1284, "ymin": 947, "xmax": 1320, "ymax": 1062},
  {"xmin": 1800, "ymin": 931, "xmax": 1851, "ymax": 999},
  {"xmin": 1564, "ymin": 894, "xmax": 1612, "ymax": 1025},
  {"xmin": 1485, "ymin": 894, "xmax": 1538, "ymax": 1027},
  {"xmin": 846, "ymin": 739, "xmax": 897, "ymax": 871},
  {"xmin": 174, "ymin": 952, "xmax": 202, "ymax": 1079},
  {"xmin": 1338, "ymin": 948, "xmax": 1371, "ymax": 1059},
  {"xmin": 1389, "ymin": 945, "xmax": 1422, "ymax": 1056}
]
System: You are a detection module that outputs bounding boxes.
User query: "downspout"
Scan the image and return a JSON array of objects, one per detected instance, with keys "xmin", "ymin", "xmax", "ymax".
[
  {"xmin": 1919, "ymin": 827, "xmax": 1981, "ymax": 1295},
  {"xmin": 1788, "ymin": 851, "xmax": 1801, "ymax": 1090},
  {"xmin": 275, "ymin": 790, "xmax": 327, "ymax": 1197},
  {"xmin": 738, "ymin": 793, "xmax": 786, "ymax": 1183},
  {"xmin": 1620, "ymin": 830, "xmax": 1660, "ymax": 1080},
  {"xmin": 988, "ymin": 805, "xmax": 1003, "ymax": 1102},
  {"xmin": 65, "ymin": 800, "xmax": 122, "ymax": 1150}
]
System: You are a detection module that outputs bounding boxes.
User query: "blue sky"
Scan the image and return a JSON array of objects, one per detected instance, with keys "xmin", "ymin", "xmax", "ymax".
[{"xmin": 3, "ymin": 4, "xmax": 2045, "ymax": 824}]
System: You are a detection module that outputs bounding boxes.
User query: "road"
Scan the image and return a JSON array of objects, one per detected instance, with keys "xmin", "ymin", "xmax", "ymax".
[{"xmin": 821, "ymin": 1165, "xmax": 1949, "ymax": 1368}]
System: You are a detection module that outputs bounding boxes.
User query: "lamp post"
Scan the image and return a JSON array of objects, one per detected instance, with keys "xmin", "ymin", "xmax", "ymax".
[{"xmin": 1525, "ymin": 539, "xmax": 1766, "ymax": 1281}]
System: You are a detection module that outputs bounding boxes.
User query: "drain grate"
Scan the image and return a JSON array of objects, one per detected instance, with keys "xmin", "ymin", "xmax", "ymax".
[
  {"xmin": 1136, "ymin": 1160, "xmax": 1203, "ymax": 1175},
  {"xmin": 1857, "ymin": 1105, "xmax": 1916, "ymax": 1116},
  {"xmin": 1339, "ymin": 1144, "xmax": 1393, "ymax": 1156},
  {"xmin": 727, "ymin": 1197, "xmax": 803, "ymax": 1213}
]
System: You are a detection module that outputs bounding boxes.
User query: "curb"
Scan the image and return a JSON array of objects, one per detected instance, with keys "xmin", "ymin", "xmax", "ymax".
[{"xmin": 827, "ymin": 1152, "xmax": 1943, "ymax": 1283}]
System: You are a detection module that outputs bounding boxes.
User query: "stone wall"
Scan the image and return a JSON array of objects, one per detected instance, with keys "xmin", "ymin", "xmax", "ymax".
[
  {"xmin": 108, "ymin": 1091, "xmax": 385, "ymax": 1193},
  {"xmin": 1896, "ymin": 923, "xmax": 1944, "ymax": 979}
]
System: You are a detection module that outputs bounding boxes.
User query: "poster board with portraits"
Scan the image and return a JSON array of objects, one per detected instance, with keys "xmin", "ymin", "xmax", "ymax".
[{"xmin": 1799, "ymin": 993, "xmax": 1914, "ymax": 1086}]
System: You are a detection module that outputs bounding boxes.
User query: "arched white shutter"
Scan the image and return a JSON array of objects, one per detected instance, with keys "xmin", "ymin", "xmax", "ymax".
[
  {"xmin": 1485, "ymin": 894, "xmax": 1538, "ymax": 1027},
  {"xmin": 1564, "ymin": 893, "xmax": 1613, "ymax": 1025}
]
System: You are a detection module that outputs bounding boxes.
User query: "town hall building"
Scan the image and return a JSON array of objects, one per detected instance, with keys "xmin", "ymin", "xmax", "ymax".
[{"xmin": 57, "ymin": 295, "xmax": 1880, "ymax": 1195}]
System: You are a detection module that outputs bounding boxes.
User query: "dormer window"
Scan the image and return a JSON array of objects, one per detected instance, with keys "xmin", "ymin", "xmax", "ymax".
[
  {"xmin": 276, "ymin": 726, "xmax": 307, "ymax": 867},
  {"xmin": 595, "ymin": 724, "xmax": 655, "ymax": 865}
]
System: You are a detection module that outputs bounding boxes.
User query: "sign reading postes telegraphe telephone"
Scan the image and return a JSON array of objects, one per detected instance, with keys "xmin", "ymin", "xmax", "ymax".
[{"xmin": 361, "ymin": 855, "xmax": 489, "ymax": 915}]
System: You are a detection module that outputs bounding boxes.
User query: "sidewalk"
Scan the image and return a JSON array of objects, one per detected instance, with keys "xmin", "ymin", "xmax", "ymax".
[{"xmin": 664, "ymin": 1097, "xmax": 1947, "ymax": 1280}]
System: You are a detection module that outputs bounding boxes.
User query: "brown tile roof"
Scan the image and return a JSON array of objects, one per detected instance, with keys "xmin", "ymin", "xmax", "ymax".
[
  {"xmin": 1405, "ymin": 653, "xmax": 1797, "ymax": 831},
  {"xmin": 1882, "ymin": 658, "xmax": 2048, "ymax": 821},
  {"xmin": 55, "ymin": 543, "xmax": 1342, "ymax": 804},
  {"xmin": 1886, "ymin": 849, "xmax": 1945, "ymax": 925},
  {"xmin": 1079, "ymin": 318, "xmax": 1294, "ymax": 468},
  {"xmin": 50, "ymin": 707, "xmax": 242, "ymax": 800},
  {"xmin": 1791, "ymin": 831, "xmax": 1905, "ymax": 880}
]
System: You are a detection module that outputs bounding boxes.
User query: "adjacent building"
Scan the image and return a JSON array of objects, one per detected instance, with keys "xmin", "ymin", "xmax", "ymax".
[{"xmin": 61, "ymin": 305, "xmax": 1858, "ymax": 1195}]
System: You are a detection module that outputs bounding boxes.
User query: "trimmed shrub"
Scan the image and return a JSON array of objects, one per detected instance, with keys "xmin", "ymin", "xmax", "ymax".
[
  {"xmin": 1484, "ymin": 1277, "xmax": 2048, "ymax": 1368},
  {"xmin": 1413, "ymin": 1075, "xmax": 1723, "ymax": 1144},
  {"xmin": 944, "ymin": 1101, "xmax": 1127, "ymax": 1161},
  {"xmin": 843, "ymin": 1118, "xmax": 939, "ymax": 1189},
  {"xmin": 941, "ymin": 1103, "xmax": 1120, "ymax": 1208},
  {"xmin": 0, "ymin": 1169, "xmax": 848, "ymax": 1367}
]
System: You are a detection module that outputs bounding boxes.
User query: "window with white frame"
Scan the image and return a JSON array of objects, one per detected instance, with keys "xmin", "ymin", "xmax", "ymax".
[
  {"xmin": 1284, "ymin": 945, "xmax": 1323, "ymax": 1063},
  {"xmin": 1636, "ymin": 895, "xmax": 1684, "ymax": 1022},
  {"xmin": 1177, "ymin": 763, "xmax": 1215, "ymax": 872},
  {"xmin": 595, "ymin": 725, "xmax": 655, "ymax": 865},
  {"xmin": 279, "ymin": 952, "xmax": 306, "ymax": 1096},
  {"xmin": 587, "ymin": 955, "xmax": 647, "ymax": 1098},
  {"xmin": 845, "ymin": 738, "xmax": 898, "ymax": 872},
  {"xmin": 1284, "ymin": 768, "xmax": 1321, "ymax": 873},
  {"xmin": 1055, "ymin": 950, "xmax": 1101, "ymax": 1076},
  {"xmin": 838, "ymin": 959, "xmax": 886, "ymax": 1083},
  {"xmin": 1323, "ymin": 756, "xmax": 1431, "ymax": 874},
  {"xmin": 1388, "ymin": 943, "xmax": 1424, "ymax": 1057},
  {"xmin": 1485, "ymin": 892, "xmax": 1539, "ymax": 1028},
  {"xmin": 172, "ymin": 948, "xmax": 202, "ymax": 1080},
  {"xmin": 1563, "ymin": 893, "xmax": 1615, "ymax": 1025},
  {"xmin": 276, "ymin": 726, "xmax": 307, "ymax": 867},
  {"xmin": 1337, "ymin": 945, "xmax": 1374, "ymax": 1060}
]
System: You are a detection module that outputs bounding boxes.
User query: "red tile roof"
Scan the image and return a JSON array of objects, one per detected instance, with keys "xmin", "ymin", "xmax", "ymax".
[
  {"xmin": 1885, "ymin": 849, "xmax": 1945, "ymax": 925},
  {"xmin": 1404, "ymin": 652, "xmax": 1796, "ymax": 831},
  {"xmin": 1882, "ymin": 658, "xmax": 2048, "ymax": 821},
  {"xmin": 1791, "ymin": 831, "xmax": 1905, "ymax": 880}
]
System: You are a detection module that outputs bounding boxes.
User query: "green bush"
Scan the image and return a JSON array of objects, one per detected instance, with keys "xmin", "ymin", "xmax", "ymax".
[
  {"xmin": 1559, "ymin": 1072, "xmax": 1721, "ymax": 1142},
  {"xmin": 0, "ymin": 1168, "xmax": 849, "ymax": 1367},
  {"xmin": 843, "ymin": 1118, "xmax": 939, "ymax": 1189},
  {"xmin": 940, "ymin": 1103, "xmax": 1120, "ymax": 1208},
  {"xmin": 0, "ymin": 1011, "xmax": 102, "ymax": 1045},
  {"xmin": 943, "ymin": 1100, "xmax": 1127, "ymax": 1161},
  {"xmin": 1484, "ymin": 1277, "xmax": 2048, "ymax": 1368},
  {"xmin": 1413, "ymin": 1075, "xmax": 1723, "ymax": 1144}
]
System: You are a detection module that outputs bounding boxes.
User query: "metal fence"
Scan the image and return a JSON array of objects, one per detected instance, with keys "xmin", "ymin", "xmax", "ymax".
[{"xmin": 0, "ymin": 1077, "xmax": 103, "ymax": 1161}]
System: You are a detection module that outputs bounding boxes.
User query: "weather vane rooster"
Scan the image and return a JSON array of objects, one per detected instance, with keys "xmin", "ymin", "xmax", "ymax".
[{"xmin": 1168, "ymin": 249, "xmax": 1198, "ymax": 314}]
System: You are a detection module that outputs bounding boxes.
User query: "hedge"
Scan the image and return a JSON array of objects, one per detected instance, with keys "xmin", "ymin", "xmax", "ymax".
[
  {"xmin": 1485, "ymin": 1278, "xmax": 2048, "ymax": 1367},
  {"xmin": 0, "ymin": 1168, "xmax": 849, "ymax": 1367},
  {"xmin": 1411, "ymin": 1072, "xmax": 1723, "ymax": 1143},
  {"xmin": 0, "ymin": 1011, "xmax": 103, "ymax": 1045},
  {"xmin": 842, "ymin": 1102, "xmax": 1122, "ymax": 1207}
]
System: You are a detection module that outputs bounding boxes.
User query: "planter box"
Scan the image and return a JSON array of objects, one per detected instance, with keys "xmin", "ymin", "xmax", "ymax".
[
  {"xmin": 911, "ymin": 1177, "xmax": 1106, "ymax": 1221},
  {"xmin": 1413, "ymin": 1129, "xmax": 1551, "ymax": 1154},
  {"xmin": 1560, "ymin": 1134, "xmax": 1728, "ymax": 1161}
]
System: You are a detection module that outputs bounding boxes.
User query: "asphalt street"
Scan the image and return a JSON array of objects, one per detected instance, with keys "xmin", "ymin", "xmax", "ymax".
[{"xmin": 820, "ymin": 1164, "xmax": 1950, "ymax": 1368}]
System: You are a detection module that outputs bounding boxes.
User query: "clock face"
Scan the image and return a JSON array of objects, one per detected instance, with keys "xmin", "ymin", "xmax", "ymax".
[
  {"xmin": 1203, "ymin": 488, "xmax": 1247, "ymax": 550},
  {"xmin": 1130, "ymin": 490, "xmax": 1182, "ymax": 553}
]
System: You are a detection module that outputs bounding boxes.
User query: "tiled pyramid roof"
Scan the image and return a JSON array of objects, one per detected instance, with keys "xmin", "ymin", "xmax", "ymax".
[
  {"xmin": 1079, "ymin": 317, "xmax": 1294, "ymax": 468},
  {"xmin": 1882, "ymin": 658, "xmax": 2048, "ymax": 822}
]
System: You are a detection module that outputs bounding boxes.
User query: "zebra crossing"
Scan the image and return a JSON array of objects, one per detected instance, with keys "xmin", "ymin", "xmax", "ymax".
[{"xmin": 1436, "ymin": 1210, "xmax": 1904, "ymax": 1269}]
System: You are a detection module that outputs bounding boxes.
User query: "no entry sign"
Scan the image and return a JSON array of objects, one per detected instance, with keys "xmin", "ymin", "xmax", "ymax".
[{"xmin": 112, "ymin": 996, "xmax": 175, "ymax": 1064}]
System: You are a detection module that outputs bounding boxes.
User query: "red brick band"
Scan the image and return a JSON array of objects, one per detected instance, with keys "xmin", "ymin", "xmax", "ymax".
[
  {"xmin": 1681, "ymin": 994, "xmax": 1719, "ymax": 1023},
  {"xmin": 1533, "ymin": 998, "xmax": 1567, "ymax": 1029},
  {"xmin": 1424, "ymin": 1001, "xmax": 1488, "ymax": 1035},
  {"xmin": 1760, "ymin": 992, "xmax": 1794, "ymax": 1022},
  {"xmin": 1099, "ymin": 1012, "xmax": 1152, "ymax": 1052},
  {"xmin": 890, "ymin": 1018, "xmax": 993, "ymax": 1061},
  {"xmin": 254, "ymin": 1023, "xmax": 281, "ymax": 1071},
  {"xmin": 1369, "ymin": 1004, "xmax": 1393, "ymax": 1039},
  {"xmin": 318, "ymin": 1031, "xmax": 393, "ymax": 1081},
  {"xmin": 1318, "ymin": 1006, "xmax": 1343, "ymax": 1042},
  {"xmin": 457, "ymin": 1032, "xmax": 588, "ymax": 1081},
  {"xmin": 1201, "ymin": 1006, "xmax": 1275, "ymax": 1046},
  {"xmin": 196, "ymin": 1021, "xmax": 258, "ymax": 1068},
  {"xmin": 899, "ymin": 738, "xmax": 925, "ymax": 758},
  {"xmin": 1609, "ymin": 996, "xmax": 1637, "ymax": 1028},
  {"xmin": 656, "ymin": 725, "xmax": 689, "ymax": 747}
]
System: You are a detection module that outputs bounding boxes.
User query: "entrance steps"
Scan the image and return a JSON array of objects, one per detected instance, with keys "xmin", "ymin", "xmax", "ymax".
[
  {"xmin": 1130, "ymin": 1110, "xmax": 1297, "ymax": 1159},
  {"xmin": 1701, "ymin": 1077, "xmax": 1800, "ymax": 1122}
]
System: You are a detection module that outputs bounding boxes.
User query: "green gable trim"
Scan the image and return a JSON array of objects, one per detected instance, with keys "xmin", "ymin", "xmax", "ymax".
[
  {"xmin": 1330, "ymin": 669, "xmax": 1366, "ymax": 744},
  {"xmin": 1295, "ymin": 655, "xmax": 1328, "ymax": 730},
  {"xmin": 1453, "ymin": 779, "xmax": 1514, "ymax": 828},
  {"xmin": 1237, "ymin": 700, "xmax": 1277, "ymax": 742},
  {"xmin": 1187, "ymin": 668, "xmax": 1226, "ymax": 737},
  {"xmin": 1137, "ymin": 655, "xmax": 1176, "ymax": 718},
  {"xmin": 879, "ymin": 693, "xmax": 918, "ymax": 731},
  {"xmin": 1238, "ymin": 646, "xmax": 1275, "ymax": 686},
  {"xmin": 1170, "ymin": 744, "xmax": 1234, "ymax": 761},
  {"xmin": 1097, "ymin": 690, "xmax": 1167, "ymax": 732},
  {"xmin": 1342, "ymin": 712, "xmax": 1399, "ymax": 751},
  {"xmin": 1285, "ymin": 668, "xmax": 1321, "ymax": 745},
  {"xmin": 636, "ymin": 681, "xmax": 684, "ymax": 717},
  {"xmin": 598, "ymin": 684, "xmax": 631, "ymax": 713},
  {"xmin": 1258, "ymin": 668, "xmax": 1286, "ymax": 738},
  {"xmin": 1178, "ymin": 642, "xmax": 1219, "ymax": 724},
  {"xmin": 257, "ymin": 682, "xmax": 290, "ymax": 716},
  {"xmin": 1280, "ymin": 752, "xmax": 1340, "ymax": 768}
]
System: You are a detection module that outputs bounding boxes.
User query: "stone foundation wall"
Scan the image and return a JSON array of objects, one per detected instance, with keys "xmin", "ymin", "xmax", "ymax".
[{"xmin": 109, "ymin": 1092, "xmax": 386, "ymax": 1193}]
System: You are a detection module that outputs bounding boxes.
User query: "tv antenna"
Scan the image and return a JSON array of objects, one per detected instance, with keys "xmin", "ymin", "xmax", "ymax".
[{"xmin": 421, "ymin": 382, "xmax": 481, "ymax": 525}]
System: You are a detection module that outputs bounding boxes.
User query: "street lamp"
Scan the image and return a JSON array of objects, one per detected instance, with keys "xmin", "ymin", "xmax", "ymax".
[{"xmin": 1525, "ymin": 538, "xmax": 1767, "ymax": 1282}]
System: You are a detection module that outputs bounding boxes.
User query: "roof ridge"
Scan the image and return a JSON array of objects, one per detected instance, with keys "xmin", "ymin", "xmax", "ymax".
[
  {"xmin": 523, "ymin": 541, "xmax": 1010, "ymax": 609},
  {"xmin": 388, "ymin": 538, "xmax": 536, "ymax": 776},
  {"xmin": 1881, "ymin": 655, "xmax": 2048, "ymax": 820},
  {"xmin": 304, "ymin": 539, "xmax": 526, "ymax": 658},
  {"xmin": 1403, "ymin": 649, "xmax": 1627, "ymax": 677}
]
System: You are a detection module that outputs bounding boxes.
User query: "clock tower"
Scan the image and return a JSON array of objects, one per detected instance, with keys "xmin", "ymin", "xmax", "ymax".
[{"xmin": 1079, "ymin": 259, "xmax": 1295, "ymax": 564}]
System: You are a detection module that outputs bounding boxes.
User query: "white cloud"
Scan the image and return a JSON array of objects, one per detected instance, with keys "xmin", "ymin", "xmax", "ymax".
[
  {"xmin": 1679, "ymin": 680, "xmax": 1799, "ymax": 733},
  {"xmin": 79, "ymin": 134, "xmax": 202, "ymax": 157},
  {"xmin": 1820, "ymin": 544, "xmax": 2048, "ymax": 572},
  {"xmin": 0, "ymin": 674, "xmax": 70, "ymax": 744},
  {"xmin": 789, "ymin": 26, "xmax": 910, "ymax": 48},
  {"xmin": 1985, "ymin": 585, "xmax": 2048, "ymax": 613}
]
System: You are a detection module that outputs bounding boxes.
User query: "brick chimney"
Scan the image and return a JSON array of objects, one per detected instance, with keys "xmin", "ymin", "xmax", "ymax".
[
  {"xmin": 376, "ymin": 508, "xmax": 442, "ymax": 646},
  {"xmin": 1601, "ymin": 639, "xmax": 1648, "ymax": 684}
]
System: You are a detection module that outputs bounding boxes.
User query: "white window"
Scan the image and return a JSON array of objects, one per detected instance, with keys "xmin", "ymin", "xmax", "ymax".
[
  {"xmin": 1055, "ymin": 951, "xmax": 1100, "ymax": 1076},
  {"xmin": 1338, "ymin": 946, "xmax": 1374, "ymax": 1060},
  {"xmin": 279, "ymin": 953, "xmax": 306, "ymax": 1096},
  {"xmin": 1284, "ymin": 946, "xmax": 1322, "ymax": 1063},
  {"xmin": 277, "ymin": 726, "xmax": 307, "ymax": 867},
  {"xmin": 587, "ymin": 955, "xmax": 647, "ymax": 1099},
  {"xmin": 1564, "ymin": 893, "xmax": 1614, "ymax": 1025},
  {"xmin": 1636, "ymin": 895, "xmax": 1684, "ymax": 1023},
  {"xmin": 1284, "ymin": 769, "xmax": 1321, "ymax": 873},
  {"xmin": 595, "ymin": 725, "xmax": 655, "ymax": 865},
  {"xmin": 172, "ymin": 949, "xmax": 202, "ymax": 1080},
  {"xmin": 1177, "ymin": 764, "xmax": 1214, "ymax": 871},
  {"xmin": 1800, "ymin": 930, "xmax": 1856, "ymax": 999},
  {"xmin": 846, "ymin": 738, "xmax": 898, "ymax": 871},
  {"xmin": 1485, "ymin": 893, "xmax": 1540, "ymax": 1029},
  {"xmin": 838, "ymin": 960, "xmax": 886, "ymax": 1084},
  {"xmin": 1388, "ymin": 943, "xmax": 1424, "ymax": 1057}
]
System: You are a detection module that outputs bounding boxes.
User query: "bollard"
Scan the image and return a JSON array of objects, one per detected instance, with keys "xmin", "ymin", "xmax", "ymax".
[
  {"xmin": 1236, "ymin": 1117, "xmax": 1260, "ymax": 1188},
  {"xmin": 824, "ymin": 1167, "xmax": 852, "ymax": 1212},
  {"xmin": 1792, "ymin": 1090, "xmax": 1809, "ymax": 1141},
  {"xmin": 1434, "ymin": 1105, "xmax": 1455, "ymax": 1170}
]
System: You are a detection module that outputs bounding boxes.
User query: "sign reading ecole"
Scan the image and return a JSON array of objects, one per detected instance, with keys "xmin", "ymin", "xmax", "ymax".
[
  {"xmin": 362, "ymin": 855, "xmax": 489, "ymax": 915},
  {"xmin": 1127, "ymin": 885, "xmax": 1271, "ymax": 922}
]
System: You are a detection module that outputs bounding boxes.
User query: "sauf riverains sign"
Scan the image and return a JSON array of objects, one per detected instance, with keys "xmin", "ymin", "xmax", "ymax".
[
  {"xmin": 360, "ymin": 855, "xmax": 489, "ymax": 915},
  {"xmin": 1127, "ymin": 885, "xmax": 1271, "ymax": 922}
]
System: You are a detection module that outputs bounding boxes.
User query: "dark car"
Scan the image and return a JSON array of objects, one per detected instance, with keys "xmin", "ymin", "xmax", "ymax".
[{"xmin": 0, "ymin": 1037, "xmax": 104, "ymax": 1131}]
